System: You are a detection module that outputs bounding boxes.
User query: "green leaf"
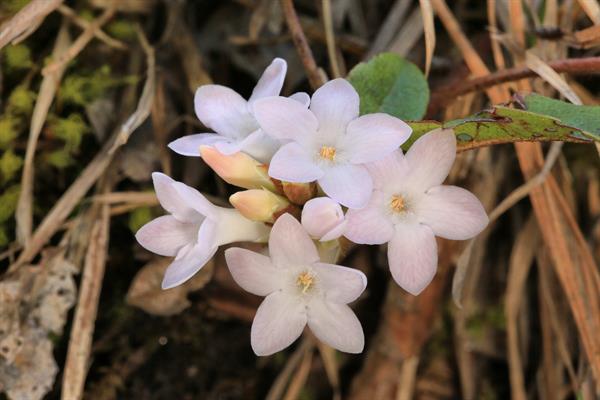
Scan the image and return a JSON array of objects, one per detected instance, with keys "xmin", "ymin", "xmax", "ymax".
[
  {"xmin": 0, "ymin": 185, "xmax": 20, "ymax": 224},
  {"xmin": 520, "ymin": 93, "xmax": 600, "ymax": 137},
  {"xmin": 405, "ymin": 103, "xmax": 599, "ymax": 151},
  {"xmin": 348, "ymin": 53, "xmax": 429, "ymax": 120},
  {"xmin": 0, "ymin": 149, "xmax": 23, "ymax": 184}
]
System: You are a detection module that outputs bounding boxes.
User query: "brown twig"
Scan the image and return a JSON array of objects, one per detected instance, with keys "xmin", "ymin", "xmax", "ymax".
[
  {"xmin": 280, "ymin": 0, "xmax": 326, "ymax": 89},
  {"xmin": 430, "ymin": 57, "xmax": 600, "ymax": 113}
]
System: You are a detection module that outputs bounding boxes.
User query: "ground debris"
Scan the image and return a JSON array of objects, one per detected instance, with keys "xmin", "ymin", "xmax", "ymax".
[{"xmin": 0, "ymin": 251, "xmax": 77, "ymax": 400}]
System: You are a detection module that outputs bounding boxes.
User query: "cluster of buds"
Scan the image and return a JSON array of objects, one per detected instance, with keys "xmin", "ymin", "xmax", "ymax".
[{"xmin": 136, "ymin": 58, "xmax": 488, "ymax": 356}]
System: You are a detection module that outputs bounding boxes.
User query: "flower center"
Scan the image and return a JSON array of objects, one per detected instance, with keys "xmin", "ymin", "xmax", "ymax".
[
  {"xmin": 390, "ymin": 194, "xmax": 407, "ymax": 213},
  {"xmin": 296, "ymin": 271, "xmax": 315, "ymax": 293},
  {"xmin": 319, "ymin": 146, "xmax": 336, "ymax": 161}
]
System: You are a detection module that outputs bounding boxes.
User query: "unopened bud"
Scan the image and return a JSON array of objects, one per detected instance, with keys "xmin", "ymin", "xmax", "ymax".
[
  {"xmin": 230, "ymin": 189, "xmax": 297, "ymax": 223},
  {"xmin": 201, "ymin": 146, "xmax": 278, "ymax": 192},
  {"xmin": 301, "ymin": 197, "xmax": 346, "ymax": 241},
  {"xmin": 281, "ymin": 181, "xmax": 316, "ymax": 205}
]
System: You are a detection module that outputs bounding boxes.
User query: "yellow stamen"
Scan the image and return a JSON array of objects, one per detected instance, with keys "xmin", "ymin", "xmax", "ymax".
[
  {"xmin": 390, "ymin": 194, "xmax": 406, "ymax": 213},
  {"xmin": 296, "ymin": 271, "xmax": 315, "ymax": 293},
  {"xmin": 319, "ymin": 146, "xmax": 336, "ymax": 161}
]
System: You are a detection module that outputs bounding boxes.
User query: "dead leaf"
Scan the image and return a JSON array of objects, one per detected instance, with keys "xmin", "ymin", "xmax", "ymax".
[{"xmin": 126, "ymin": 258, "xmax": 214, "ymax": 316}]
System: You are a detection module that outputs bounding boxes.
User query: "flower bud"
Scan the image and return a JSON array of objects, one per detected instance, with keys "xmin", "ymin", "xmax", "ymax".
[
  {"xmin": 200, "ymin": 146, "xmax": 278, "ymax": 192},
  {"xmin": 301, "ymin": 197, "xmax": 346, "ymax": 241},
  {"xmin": 282, "ymin": 181, "xmax": 317, "ymax": 205},
  {"xmin": 230, "ymin": 189, "xmax": 297, "ymax": 223}
]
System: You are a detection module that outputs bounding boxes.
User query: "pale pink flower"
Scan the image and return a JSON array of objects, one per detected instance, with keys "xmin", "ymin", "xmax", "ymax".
[
  {"xmin": 253, "ymin": 78, "xmax": 412, "ymax": 209},
  {"xmin": 301, "ymin": 197, "xmax": 346, "ymax": 241},
  {"xmin": 225, "ymin": 214, "xmax": 366, "ymax": 356},
  {"xmin": 344, "ymin": 129, "xmax": 488, "ymax": 295},
  {"xmin": 136, "ymin": 173, "xmax": 269, "ymax": 289},
  {"xmin": 168, "ymin": 58, "xmax": 309, "ymax": 163}
]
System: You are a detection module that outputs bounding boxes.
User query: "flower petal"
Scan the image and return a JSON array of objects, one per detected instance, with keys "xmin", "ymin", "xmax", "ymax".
[
  {"xmin": 320, "ymin": 220, "xmax": 347, "ymax": 242},
  {"xmin": 151, "ymin": 172, "xmax": 197, "ymax": 221},
  {"xmin": 161, "ymin": 242, "xmax": 218, "ymax": 289},
  {"xmin": 168, "ymin": 133, "xmax": 229, "ymax": 157},
  {"xmin": 289, "ymin": 92, "xmax": 310, "ymax": 107},
  {"xmin": 310, "ymin": 79, "xmax": 359, "ymax": 140},
  {"xmin": 235, "ymin": 129, "xmax": 281, "ymax": 164},
  {"xmin": 307, "ymin": 301, "xmax": 364, "ymax": 353},
  {"xmin": 195, "ymin": 85, "xmax": 257, "ymax": 138},
  {"xmin": 248, "ymin": 58, "xmax": 287, "ymax": 103},
  {"xmin": 388, "ymin": 223, "xmax": 437, "ymax": 295},
  {"xmin": 225, "ymin": 247, "xmax": 282, "ymax": 296},
  {"xmin": 253, "ymin": 96, "xmax": 318, "ymax": 141},
  {"xmin": 318, "ymin": 164, "xmax": 372, "ymax": 209},
  {"xmin": 251, "ymin": 291, "xmax": 307, "ymax": 356},
  {"xmin": 365, "ymin": 150, "xmax": 408, "ymax": 191},
  {"xmin": 404, "ymin": 128, "xmax": 456, "ymax": 192},
  {"xmin": 312, "ymin": 262, "xmax": 366, "ymax": 303},
  {"xmin": 269, "ymin": 213, "xmax": 319, "ymax": 268},
  {"xmin": 416, "ymin": 185, "xmax": 488, "ymax": 240},
  {"xmin": 301, "ymin": 197, "xmax": 345, "ymax": 240},
  {"xmin": 344, "ymin": 191, "xmax": 394, "ymax": 244},
  {"xmin": 135, "ymin": 215, "xmax": 197, "ymax": 256},
  {"xmin": 171, "ymin": 181, "xmax": 217, "ymax": 219},
  {"xmin": 268, "ymin": 142, "xmax": 324, "ymax": 183},
  {"xmin": 342, "ymin": 113, "xmax": 412, "ymax": 164}
]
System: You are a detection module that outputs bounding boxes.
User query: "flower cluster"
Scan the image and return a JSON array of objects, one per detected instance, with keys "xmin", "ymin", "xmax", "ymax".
[{"xmin": 136, "ymin": 58, "xmax": 488, "ymax": 355}]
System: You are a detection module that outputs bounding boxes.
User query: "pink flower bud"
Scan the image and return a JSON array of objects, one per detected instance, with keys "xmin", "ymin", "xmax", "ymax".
[
  {"xmin": 230, "ymin": 189, "xmax": 295, "ymax": 223},
  {"xmin": 301, "ymin": 197, "xmax": 346, "ymax": 241}
]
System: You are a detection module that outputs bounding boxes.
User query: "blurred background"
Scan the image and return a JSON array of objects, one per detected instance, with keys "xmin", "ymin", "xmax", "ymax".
[{"xmin": 0, "ymin": 0, "xmax": 599, "ymax": 399}]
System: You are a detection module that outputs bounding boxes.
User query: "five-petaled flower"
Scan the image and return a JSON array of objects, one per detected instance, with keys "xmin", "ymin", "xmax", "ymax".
[
  {"xmin": 225, "ymin": 213, "xmax": 367, "ymax": 356},
  {"xmin": 253, "ymin": 78, "xmax": 412, "ymax": 209},
  {"xmin": 344, "ymin": 129, "xmax": 489, "ymax": 295},
  {"xmin": 168, "ymin": 58, "xmax": 309, "ymax": 163},
  {"xmin": 136, "ymin": 173, "xmax": 269, "ymax": 289}
]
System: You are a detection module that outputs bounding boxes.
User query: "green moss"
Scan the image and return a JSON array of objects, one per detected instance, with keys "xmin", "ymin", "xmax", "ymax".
[
  {"xmin": 0, "ymin": 225, "xmax": 9, "ymax": 247},
  {"xmin": 0, "ymin": 150, "xmax": 23, "ymax": 184},
  {"xmin": 49, "ymin": 113, "xmax": 89, "ymax": 151},
  {"xmin": 2, "ymin": 44, "xmax": 33, "ymax": 71},
  {"xmin": 8, "ymin": 86, "xmax": 36, "ymax": 115},
  {"xmin": 0, "ymin": 115, "xmax": 21, "ymax": 149},
  {"xmin": 46, "ymin": 148, "xmax": 74, "ymax": 169},
  {"xmin": 106, "ymin": 20, "xmax": 137, "ymax": 40},
  {"xmin": 128, "ymin": 207, "xmax": 153, "ymax": 233},
  {"xmin": 59, "ymin": 65, "xmax": 121, "ymax": 106},
  {"xmin": 0, "ymin": 184, "xmax": 20, "ymax": 224}
]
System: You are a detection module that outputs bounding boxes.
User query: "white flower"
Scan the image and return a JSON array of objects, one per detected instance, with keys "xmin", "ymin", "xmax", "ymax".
[
  {"xmin": 301, "ymin": 197, "xmax": 346, "ymax": 241},
  {"xmin": 253, "ymin": 78, "xmax": 412, "ymax": 209},
  {"xmin": 225, "ymin": 214, "xmax": 366, "ymax": 356},
  {"xmin": 344, "ymin": 129, "xmax": 489, "ymax": 295},
  {"xmin": 168, "ymin": 58, "xmax": 309, "ymax": 163},
  {"xmin": 136, "ymin": 173, "xmax": 269, "ymax": 289}
]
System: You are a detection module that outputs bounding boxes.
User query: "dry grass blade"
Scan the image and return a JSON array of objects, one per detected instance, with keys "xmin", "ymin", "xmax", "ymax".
[
  {"xmin": 316, "ymin": 342, "xmax": 341, "ymax": 400},
  {"xmin": 419, "ymin": 0, "xmax": 435, "ymax": 76},
  {"xmin": 282, "ymin": 346, "xmax": 313, "ymax": 400},
  {"xmin": 11, "ymin": 29, "xmax": 155, "ymax": 268},
  {"xmin": 505, "ymin": 216, "xmax": 539, "ymax": 400},
  {"xmin": 42, "ymin": 6, "xmax": 117, "ymax": 76},
  {"xmin": 266, "ymin": 338, "xmax": 314, "ymax": 400},
  {"xmin": 0, "ymin": 0, "xmax": 63, "ymax": 49},
  {"xmin": 61, "ymin": 189, "xmax": 111, "ymax": 400},
  {"xmin": 577, "ymin": 0, "xmax": 600, "ymax": 25},
  {"xmin": 57, "ymin": 4, "xmax": 127, "ymax": 50},
  {"xmin": 367, "ymin": 0, "xmax": 411, "ymax": 58},
  {"xmin": 16, "ymin": 24, "xmax": 71, "ymax": 247},
  {"xmin": 322, "ymin": 0, "xmax": 341, "ymax": 78},
  {"xmin": 522, "ymin": 49, "xmax": 582, "ymax": 104},
  {"xmin": 109, "ymin": 26, "xmax": 156, "ymax": 153},
  {"xmin": 397, "ymin": 356, "xmax": 420, "ymax": 400},
  {"xmin": 280, "ymin": 0, "xmax": 326, "ymax": 89},
  {"xmin": 388, "ymin": 7, "xmax": 424, "ymax": 56}
]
